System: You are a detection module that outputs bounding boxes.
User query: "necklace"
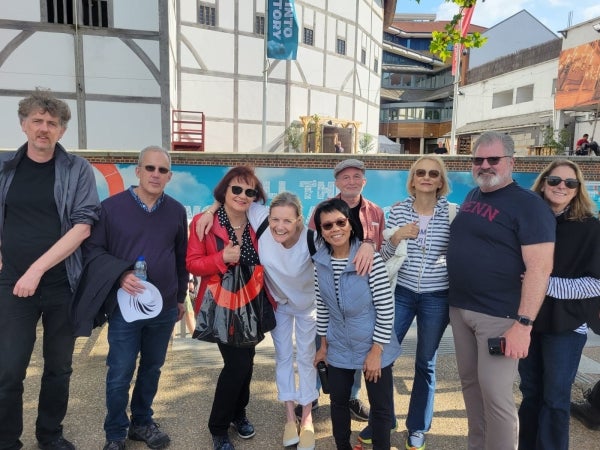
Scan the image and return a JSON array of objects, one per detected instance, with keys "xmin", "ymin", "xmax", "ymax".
[{"xmin": 231, "ymin": 221, "xmax": 246, "ymax": 230}]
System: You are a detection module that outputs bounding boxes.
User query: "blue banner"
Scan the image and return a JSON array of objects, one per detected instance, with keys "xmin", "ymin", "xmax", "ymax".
[{"xmin": 267, "ymin": 0, "xmax": 299, "ymax": 60}]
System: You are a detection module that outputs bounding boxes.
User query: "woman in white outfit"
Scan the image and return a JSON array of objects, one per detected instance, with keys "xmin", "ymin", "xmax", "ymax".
[{"xmin": 198, "ymin": 192, "xmax": 318, "ymax": 450}]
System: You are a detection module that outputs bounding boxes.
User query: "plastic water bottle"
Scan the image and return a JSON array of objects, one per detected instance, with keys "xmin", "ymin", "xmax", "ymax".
[{"xmin": 134, "ymin": 256, "xmax": 147, "ymax": 281}]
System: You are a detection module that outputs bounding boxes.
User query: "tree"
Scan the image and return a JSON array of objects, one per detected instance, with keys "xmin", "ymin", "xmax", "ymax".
[
  {"xmin": 359, "ymin": 133, "xmax": 375, "ymax": 154},
  {"xmin": 284, "ymin": 122, "xmax": 303, "ymax": 152},
  {"xmin": 421, "ymin": 0, "xmax": 487, "ymax": 62}
]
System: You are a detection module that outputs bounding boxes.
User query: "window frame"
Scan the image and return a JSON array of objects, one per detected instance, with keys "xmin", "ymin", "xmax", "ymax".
[
  {"xmin": 198, "ymin": 2, "xmax": 216, "ymax": 27},
  {"xmin": 44, "ymin": 0, "xmax": 112, "ymax": 28},
  {"xmin": 336, "ymin": 38, "xmax": 346, "ymax": 56},
  {"xmin": 303, "ymin": 27, "xmax": 314, "ymax": 46}
]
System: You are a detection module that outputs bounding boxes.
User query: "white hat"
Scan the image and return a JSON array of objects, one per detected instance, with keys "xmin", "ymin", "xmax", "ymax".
[{"xmin": 117, "ymin": 281, "xmax": 163, "ymax": 322}]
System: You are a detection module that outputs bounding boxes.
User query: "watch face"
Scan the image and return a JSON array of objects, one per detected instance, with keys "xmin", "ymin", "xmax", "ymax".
[{"xmin": 518, "ymin": 316, "xmax": 533, "ymax": 326}]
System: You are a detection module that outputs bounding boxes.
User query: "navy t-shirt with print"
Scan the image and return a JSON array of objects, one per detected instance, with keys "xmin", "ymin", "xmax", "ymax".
[{"xmin": 447, "ymin": 182, "xmax": 555, "ymax": 318}]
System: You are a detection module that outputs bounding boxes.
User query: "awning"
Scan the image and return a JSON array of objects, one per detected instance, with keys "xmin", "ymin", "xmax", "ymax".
[{"xmin": 456, "ymin": 111, "xmax": 553, "ymax": 135}]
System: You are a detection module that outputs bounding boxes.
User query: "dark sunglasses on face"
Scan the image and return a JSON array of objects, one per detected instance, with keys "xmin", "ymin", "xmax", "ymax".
[
  {"xmin": 321, "ymin": 218, "xmax": 348, "ymax": 231},
  {"xmin": 230, "ymin": 185, "xmax": 258, "ymax": 198},
  {"xmin": 415, "ymin": 169, "xmax": 440, "ymax": 178},
  {"xmin": 471, "ymin": 156, "xmax": 511, "ymax": 166},
  {"xmin": 142, "ymin": 165, "xmax": 170, "ymax": 174},
  {"xmin": 545, "ymin": 175, "xmax": 579, "ymax": 189}
]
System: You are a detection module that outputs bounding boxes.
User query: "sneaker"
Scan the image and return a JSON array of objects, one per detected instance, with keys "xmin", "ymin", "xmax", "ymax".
[
  {"xmin": 283, "ymin": 421, "xmax": 299, "ymax": 447},
  {"xmin": 38, "ymin": 436, "xmax": 75, "ymax": 450},
  {"xmin": 571, "ymin": 401, "xmax": 600, "ymax": 430},
  {"xmin": 294, "ymin": 400, "xmax": 319, "ymax": 420},
  {"xmin": 128, "ymin": 422, "xmax": 170, "ymax": 449},
  {"xmin": 212, "ymin": 434, "xmax": 235, "ymax": 450},
  {"xmin": 103, "ymin": 441, "xmax": 126, "ymax": 450},
  {"xmin": 406, "ymin": 431, "xmax": 426, "ymax": 450},
  {"xmin": 349, "ymin": 398, "xmax": 370, "ymax": 421},
  {"xmin": 298, "ymin": 424, "xmax": 315, "ymax": 450},
  {"xmin": 230, "ymin": 416, "xmax": 255, "ymax": 439},
  {"xmin": 357, "ymin": 418, "xmax": 398, "ymax": 445}
]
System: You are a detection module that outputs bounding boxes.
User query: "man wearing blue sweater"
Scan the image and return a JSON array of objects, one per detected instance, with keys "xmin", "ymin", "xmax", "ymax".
[{"xmin": 83, "ymin": 146, "xmax": 188, "ymax": 450}]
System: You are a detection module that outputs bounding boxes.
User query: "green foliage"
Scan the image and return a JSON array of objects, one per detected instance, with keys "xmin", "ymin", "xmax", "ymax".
[
  {"xmin": 359, "ymin": 133, "xmax": 375, "ymax": 154},
  {"xmin": 284, "ymin": 122, "xmax": 303, "ymax": 151},
  {"xmin": 542, "ymin": 126, "xmax": 573, "ymax": 153},
  {"xmin": 426, "ymin": 0, "xmax": 488, "ymax": 62}
]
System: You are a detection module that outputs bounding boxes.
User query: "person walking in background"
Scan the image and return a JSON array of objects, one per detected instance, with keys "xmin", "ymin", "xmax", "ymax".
[
  {"xmin": 195, "ymin": 192, "xmax": 319, "ymax": 449},
  {"xmin": 0, "ymin": 89, "xmax": 100, "ymax": 450},
  {"xmin": 186, "ymin": 166, "xmax": 269, "ymax": 450},
  {"xmin": 518, "ymin": 159, "xmax": 600, "ymax": 450},
  {"xmin": 312, "ymin": 198, "xmax": 401, "ymax": 450},
  {"xmin": 84, "ymin": 146, "xmax": 188, "ymax": 450},
  {"xmin": 308, "ymin": 158, "xmax": 386, "ymax": 423},
  {"xmin": 447, "ymin": 132, "xmax": 555, "ymax": 450},
  {"xmin": 375, "ymin": 155, "xmax": 452, "ymax": 450}
]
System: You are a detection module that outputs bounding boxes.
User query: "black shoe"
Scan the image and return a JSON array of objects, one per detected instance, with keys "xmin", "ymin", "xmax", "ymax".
[
  {"xmin": 349, "ymin": 398, "xmax": 370, "ymax": 421},
  {"xmin": 294, "ymin": 399, "xmax": 320, "ymax": 420},
  {"xmin": 571, "ymin": 401, "xmax": 600, "ymax": 430},
  {"xmin": 230, "ymin": 416, "xmax": 255, "ymax": 439},
  {"xmin": 212, "ymin": 434, "xmax": 235, "ymax": 450},
  {"xmin": 128, "ymin": 422, "xmax": 170, "ymax": 449},
  {"xmin": 38, "ymin": 436, "xmax": 75, "ymax": 450},
  {"xmin": 102, "ymin": 441, "xmax": 126, "ymax": 450}
]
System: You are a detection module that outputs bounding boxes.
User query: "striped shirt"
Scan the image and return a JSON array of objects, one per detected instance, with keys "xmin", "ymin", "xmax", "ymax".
[
  {"xmin": 315, "ymin": 252, "xmax": 394, "ymax": 344},
  {"xmin": 546, "ymin": 275, "xmax": 600, "ymax": 334}
]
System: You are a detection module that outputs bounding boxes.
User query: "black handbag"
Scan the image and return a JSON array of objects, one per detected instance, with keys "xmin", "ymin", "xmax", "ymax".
[{"xmin": 193, "ymin": 262, "xmax": 276, "ymax": 347}]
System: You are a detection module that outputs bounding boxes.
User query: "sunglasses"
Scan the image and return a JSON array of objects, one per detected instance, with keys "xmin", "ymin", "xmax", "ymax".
[
  {"xmin": 142, "ymin": 165, "xmax": 170, "ymax": 174},
  {"xmin": 471, "ymin": 156, "xmax": 511, "ymax": 166},
  {"xmin": 230, "ymin": 185, "xmax": 258, "ymax": 198},
  {"xmin": 415, "ymin": 169, "xmax": 440, "ymax": 178},
  {"xmin": 545, "ymin": 175, "xmax": 579, "ymax": 189},
  {"xmin": 321, "ymin": 218, "xmax": 348, "ymax": 231}
]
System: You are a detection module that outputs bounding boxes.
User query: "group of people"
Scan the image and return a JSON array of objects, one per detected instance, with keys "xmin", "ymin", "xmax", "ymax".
[{"xmin": 0, "ymin": 89, "xmax": 598, "ymax": 450}]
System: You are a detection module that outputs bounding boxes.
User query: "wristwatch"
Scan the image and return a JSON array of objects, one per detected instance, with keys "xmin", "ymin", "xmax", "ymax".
[{"xmin": 516, "ymin": 315, "xmax": 534, "ymax": 326}]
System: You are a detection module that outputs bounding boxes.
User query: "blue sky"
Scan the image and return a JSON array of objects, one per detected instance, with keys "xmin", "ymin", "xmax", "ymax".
[{"xmin": 396, "ymin": 0, "xmax": 600, "ymax": 34}]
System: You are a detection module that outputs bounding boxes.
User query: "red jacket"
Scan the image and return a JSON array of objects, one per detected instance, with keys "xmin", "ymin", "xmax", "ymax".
[{"xmin": 186, "ymin": 212, "xmax": 271, "ymax": 313}]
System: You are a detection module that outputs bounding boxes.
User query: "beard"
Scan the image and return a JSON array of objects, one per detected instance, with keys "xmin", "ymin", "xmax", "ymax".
[{"xmin": 475, "ymin": 171, "xmax": 504, "ymax": 191}]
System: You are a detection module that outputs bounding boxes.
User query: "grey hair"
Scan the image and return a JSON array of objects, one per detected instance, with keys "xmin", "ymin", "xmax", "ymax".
[
  {"xmin": 472, "ymin": 131, "xmax": 515, "ymax": 156},
  {"xmin": 18, "ymin": 89, "xmax": 71, "ymax": 127},
  {"xmin": 138, "ymin": 146, "xmax": 171, "ymax": 166}
]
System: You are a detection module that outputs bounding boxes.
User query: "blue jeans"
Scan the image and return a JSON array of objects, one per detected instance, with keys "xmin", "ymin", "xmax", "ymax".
[
  {"xmin": 518, "ymin": 330, "xmax": 586, "ymax": 450},
  {"xmin": 394, "ymin": 285, "xmax": 449, "ymax": 433},
  {"xmin": 104, "ymin": 306, "xmax": 177, "ymax": 441}
]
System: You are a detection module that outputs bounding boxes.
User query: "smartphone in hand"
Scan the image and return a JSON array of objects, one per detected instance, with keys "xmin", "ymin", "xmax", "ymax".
[{"xmin": 488, "ymin": 337, "xmax": 506, "ymax": 355}]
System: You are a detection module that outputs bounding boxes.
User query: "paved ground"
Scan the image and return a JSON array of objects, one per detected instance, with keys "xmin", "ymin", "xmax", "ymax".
[{"xmin": 19, "ymin": 324, "xmax": 600, "ymax": 450}]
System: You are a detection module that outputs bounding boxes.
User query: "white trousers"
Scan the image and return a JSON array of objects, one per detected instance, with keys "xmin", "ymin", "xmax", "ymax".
[{"xmin": 271, "ymin": 302, "xmax": 318, "ymax": 406}]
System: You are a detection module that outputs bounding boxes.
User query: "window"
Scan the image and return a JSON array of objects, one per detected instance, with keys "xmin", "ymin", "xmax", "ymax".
[
  {"xmin": 198, "ymin": 3, "xmax": 216, "ymax": 26},
  {"xmin": 515, "ymin": 85, "xmax": 533, "ymax": 104},
  {"xmin": 492, "ymin": 89, "xmax": 513, "ymax": 108},
  {"xmin": 303, "ymin": 28, "xmax": 314, "ymax": 46},
  {"xmin": 255, "ymin": 15, "xmax": 264, "ymax": 35},
  {"xmin": 361, "ymin": 49, "xmax": 366, "ymax": 65},
  {"xmin": 374, "ymin": 58, "xmax": 378, "ymax": 73},
  {"xmin": 336, "ymin": 38, "xmax": 346, "ymax": 56},
  {"xmin": 46, "ymin": 0, "xmax": 109, "ymax": 27}
]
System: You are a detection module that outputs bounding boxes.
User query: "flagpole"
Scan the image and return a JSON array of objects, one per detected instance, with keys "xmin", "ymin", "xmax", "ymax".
[
  {"xmin": 262, "ymin": 0, "xmax": 268, "ymax": 151},
  {"xmin": 450, "ymin": 48, "xmax": 460, "ymax": 155}
]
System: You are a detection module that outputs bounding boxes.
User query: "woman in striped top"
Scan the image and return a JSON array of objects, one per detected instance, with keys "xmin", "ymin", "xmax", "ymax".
[
  {"xmin": 379, "ymin": 155, "xmax": 452, "ymax": 450},
  {"xmin": 312, "ymin": 198, "xmax": 401, "ymax": 450}
]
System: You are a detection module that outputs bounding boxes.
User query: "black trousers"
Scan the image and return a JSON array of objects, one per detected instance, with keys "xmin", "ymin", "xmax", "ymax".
[
  {"xmin": 329, "ymin": 364, "xmax": 395, "ymax": 450},
  {"xmin": 0, "ymin": 285, "xmax": 74, "ymax": 450},
  {"xmin": 208, "ymin": 342, "xmax": 256, "ymax": 436}
]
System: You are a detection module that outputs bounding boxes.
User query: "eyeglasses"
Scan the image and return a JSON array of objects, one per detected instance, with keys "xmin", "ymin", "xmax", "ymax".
[
  {"xmin": 321, "ymin": 218, "xmax": 348, "ymax": 231},
  {"xmin": 143, "ymin": 165, "xmax": 170, "ymax": 174},
  {"xmin": 415, "ymin": 169, "xmax": 440, "ymax": 178},
  {"xmin": 471, "ymin": 156, "xmax": 511, "ymax": 166},
  {"xmin": 545, "ymin": 175, "xmax": 579, "ymax": 189},
  {"xmin": 230, "ymin": 185, "xmax": 258, "ymax": 198}
]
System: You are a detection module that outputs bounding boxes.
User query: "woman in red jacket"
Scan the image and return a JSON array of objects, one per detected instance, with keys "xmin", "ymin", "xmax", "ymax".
[{"xmin": 186, "ymin": 165, "xmax": 267, "ymax": 450}]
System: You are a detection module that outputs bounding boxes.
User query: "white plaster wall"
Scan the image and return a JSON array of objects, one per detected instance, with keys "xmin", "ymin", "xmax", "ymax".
[
  {"xmin": 2, "ymin": 0, "xmax": 39, "ymax": 21},
  {"xmin": 85, "ymin": 102, "xmax": 161, "ymax": 150},
  {"xmin": 83, "ymin": 36, "xmax": 160, "ymax": 96},
  {"xmin": 0, "ymin": 32, "xmax": 75, "ymax": 92},
  {"xmin": 113, "ymin": 0, "xmax": 159, "ymax": 31}
]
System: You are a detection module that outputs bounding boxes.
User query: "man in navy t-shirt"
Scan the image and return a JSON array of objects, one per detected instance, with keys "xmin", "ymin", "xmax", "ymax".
[{"xmin": 447, "ymin": 132, "xmax": 555, "ymax": 450}]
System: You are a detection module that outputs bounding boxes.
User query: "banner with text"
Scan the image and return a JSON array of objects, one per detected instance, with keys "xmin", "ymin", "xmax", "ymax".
[{"xmin": 267, "ymin": 0, "xmax": 299, "ymax": 60}]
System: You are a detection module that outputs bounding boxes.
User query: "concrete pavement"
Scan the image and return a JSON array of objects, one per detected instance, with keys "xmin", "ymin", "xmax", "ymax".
[{"xmin": 19, "ymin": 324, "xmax": 600, "ymax": 449}]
